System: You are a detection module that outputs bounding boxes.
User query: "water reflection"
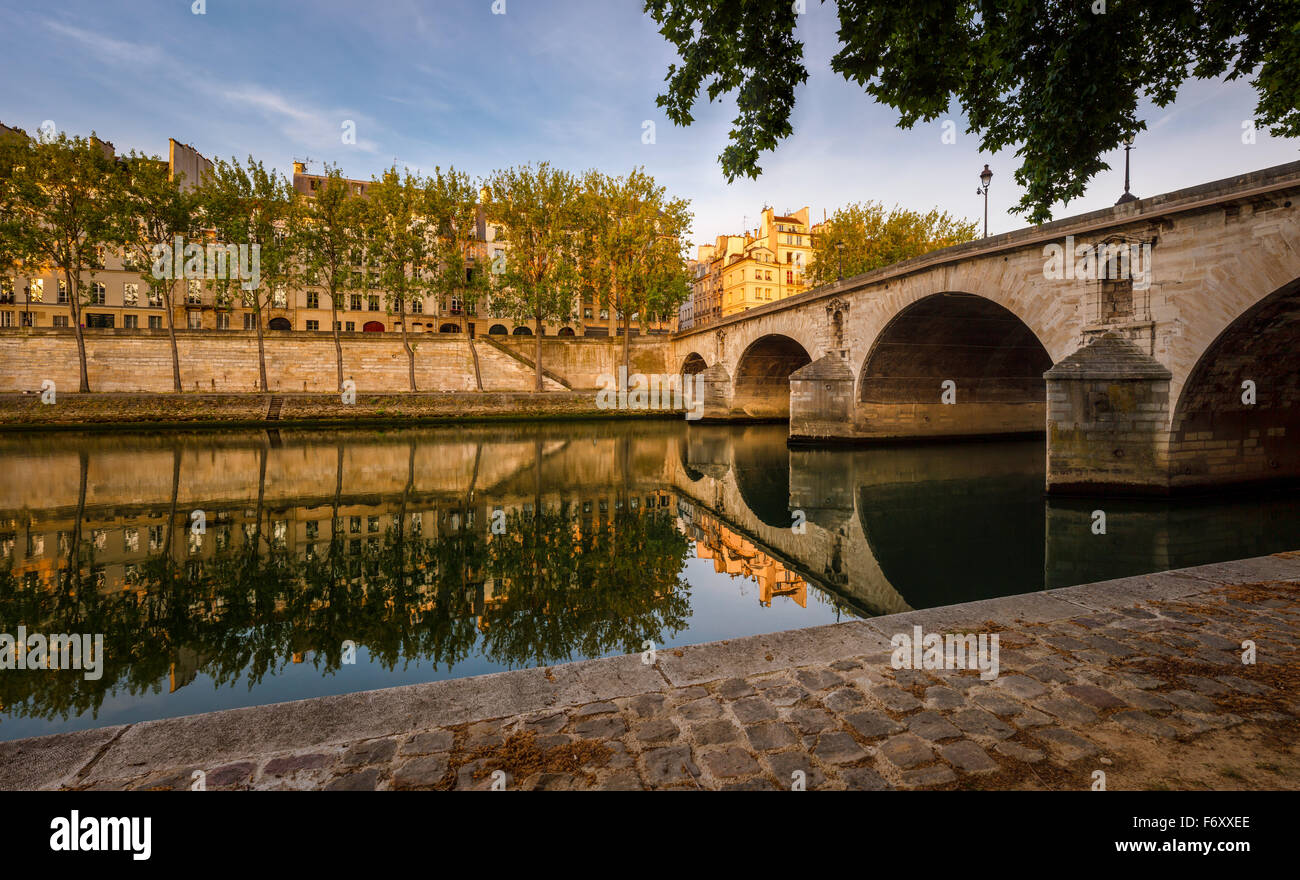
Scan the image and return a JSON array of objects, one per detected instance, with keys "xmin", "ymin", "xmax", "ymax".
[{"xmin": 2, "ymin": 422, "xmax": 1298, "ymax": 737}]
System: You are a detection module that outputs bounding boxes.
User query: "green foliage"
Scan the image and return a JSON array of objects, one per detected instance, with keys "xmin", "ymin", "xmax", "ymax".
[
  {"xmin": 807, "ymin": 201, "xmax": 978, "ymax": 285},
  {"xmin": 645, "ymin": 0, "xmax": 1299, "ymax": 222}
]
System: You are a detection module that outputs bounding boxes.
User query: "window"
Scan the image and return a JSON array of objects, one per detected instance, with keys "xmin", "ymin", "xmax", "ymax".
[
  {"xmin": 123, "ymin": 282, "xmax": 139, "ymax": 306},
  {"xmin": 19, "ymin": 311, "xmax": 34, "ymax": 327},
  {"xmin": 583, "ymin": 307, "xmax": 593, "ymax": 320},
  {"xmin": 124, "ymin": 314, "xmax": 138, "ymax": 329},
  {"xmin": 1, "ymin": 277, "xmax": 14, "ymax": 303},
  {"xmin": 350, "ymin": 294, "xmax": 362, "ymax": 310},
  {"xmin": 243, "ymin": 313, "xmax": 257, "ymax": 329},
  {"xmin": 786, "ymin": 270, "xmax": 793, "ymax": 284},
  {"xmin": 345, "ymin": 321, "xmax": 355, "ymax": 332},
  {"xmin": 217, "ymin": 312, "xmax": 231, "ymax": 329},
  {"xmin": 272, "ymin": 285, "xmax": 287, "ymax": 309},
  {"xmin": 58, "ymin": 281, "xmax": 69, "ymax": 304},
  {"xmin": 411, "ymin": 298, "xmax": 422, "ymax": 314},
  {"xmin": 187, "ymin": 280, "xmax": 202, "ymax": 304},
  {"xmin": 306, "ymin": 320, "xmax": 319, "ymax": 331},
  {"xmin": 29, "ymin": 279, "xmax": 43, "ymax": 302},
  {"xmin": 148, "ymin": 288, "xmax": 163, "ymax": 307},
  {"xmin": 599, "ymin": 309, "xmax": 609, "ymax": 320},
  {"xmin": 122, "ymin": 251, "xmax": 137, "ymax": 270},
  {"xmin": 187, "ymin": 312, "xmax": 202, "ymax": 329},
  {"xmin": 91, "ymin": 282, "xmax": 106, "ymax": 304},
  {"xmin": 368, "ymin": 295, "xmax": 379, "ymax": 311},
  {"xmin": 148, "ymin": 315, "xmax": 162, "ymax": 329},
  {"xmin": 0, "ymin": 312, "xmax": 12, "ymax": 327},
  {"xmin": 307, "ymin": 291, "xmax": 319, "ymax": 309},
  {"xmin": 53, "ymin": 315, "xmax": 69, "ymax": 328},
  {"xmin": 86, "ymin": 313, "xmax": 114, "ymax": 328}
]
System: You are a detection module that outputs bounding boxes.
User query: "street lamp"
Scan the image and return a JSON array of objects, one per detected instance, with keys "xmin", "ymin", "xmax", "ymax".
[
  {"xmin": 1115, "ymin": 138, "xmax": 1138, "ymax": 205},
  {"xmin": 976, "ymin": 164, "xmax": 993, "ymax": 238},
  {"xmin": 836, "ymin": 241, "xmax": 845, "ymax": 281}
]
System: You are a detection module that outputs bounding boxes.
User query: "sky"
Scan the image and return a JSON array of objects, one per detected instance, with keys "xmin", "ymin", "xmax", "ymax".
[{"xmin": 1, "ymin": 0, "xmax": 1295, "ymax": 246}]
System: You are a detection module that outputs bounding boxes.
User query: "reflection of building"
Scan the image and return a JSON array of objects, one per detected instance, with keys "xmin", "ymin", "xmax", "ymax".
[{"xmin": 686, "ymin": 510, "xmax": 807, "ymax": 608}]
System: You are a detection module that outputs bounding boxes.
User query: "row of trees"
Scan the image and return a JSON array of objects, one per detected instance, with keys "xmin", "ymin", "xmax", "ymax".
[{"xmin": 0, "ymin": 130, "xmax": 694, "ymax": 392}]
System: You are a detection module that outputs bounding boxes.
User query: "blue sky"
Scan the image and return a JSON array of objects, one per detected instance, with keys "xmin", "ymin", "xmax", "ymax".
[{"xmin": 2, "ymin": 0, "xmax": 1295, "ymax": 243}]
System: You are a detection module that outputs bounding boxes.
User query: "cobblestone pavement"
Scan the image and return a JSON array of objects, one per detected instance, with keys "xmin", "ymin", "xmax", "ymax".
[{"xmin": 5, "ymin": 555, "xmax": 1299, "ymax": 791}]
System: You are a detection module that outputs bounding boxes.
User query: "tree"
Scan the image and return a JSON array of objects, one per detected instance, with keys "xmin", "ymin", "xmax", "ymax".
[
  {"xmin": 484, "ymin": 163, "xmax": 582, "ymax": 392},
  {"xmin": 199, "ymin": 157, "xmax": 296, "ymax": 392},
  {"xmin": 577, "ymin": 168, "xmax": 692, "ymax": 385},
  {"xmin": 421, "ymin": 166, "xmax": 490, "ymax": 334},
  {"xmin": 363, "ymin": 167, "xmax": 431, "ymax": 391},
  {"xmin": 2, "ymin": 132, "xmax": 123, "ymax": 391},
  {"xmin": 295, "ymin": 165, "xmax": 365, "ymax": 392},
  {"xmin": 117, "ymin": 152, "xmax": 200, "ymax": 392},
  {"xmin": 807, "ymin": 202, "xmax": 978, "ymax": 285},
  {"xmin": 645, "ymin": 0, "xmax": 1299, "ymax": 222}
]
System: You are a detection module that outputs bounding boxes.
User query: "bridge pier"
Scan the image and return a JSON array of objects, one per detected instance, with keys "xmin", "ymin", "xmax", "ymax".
[
  {"xmin": 1044, "ymin": 333, "xmax": 1173, "ymax": 495},
  {"xmin": 696, "ymin": 363, "xmax": 736, "ymax": 420},
  {"xmin": 789, "ymin": 354, "xmax": 856, "ymax": 441}
]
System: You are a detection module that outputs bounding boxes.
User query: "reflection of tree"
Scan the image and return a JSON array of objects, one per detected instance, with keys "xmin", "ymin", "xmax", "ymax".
[
  {"xmin": 0, "ymin": 500, "xmax": 692, "ymax": 724},
  {"xmin": 479, "ymin": 502, "xmax": 692, "ymax": 668}
]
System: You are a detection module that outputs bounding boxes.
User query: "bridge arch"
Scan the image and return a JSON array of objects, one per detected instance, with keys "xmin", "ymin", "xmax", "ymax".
[
  {"xmin": 734, "ymin": 334, "xmax": 812, "ymax": 419},
  {"xmin": 681, "ymin": 352, "xmax": 708, "ymax": 376},
  {"xmin": 1169, "ymin": 277, "xmax": 1300, "ymax": 488},
  {"xmin": 857, "ymin": 292, "xmax": 1052, "ymax": 439}
]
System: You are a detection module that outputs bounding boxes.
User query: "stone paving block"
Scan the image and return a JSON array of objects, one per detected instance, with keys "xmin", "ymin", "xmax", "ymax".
[
  {"xmin": 676, "ymin": 697, "xmax": 725, "ymax": 722},
  {"xmin": 938, "ymin": 740, "xmax": 998, "ymax": 774},
  {"xmin": 766, "ymin": 751, "xmax": 829, "ymax": 790},
  {"xmin": 877, "ymin": 733, "xmax": 933, "ymax": 770},
  {"xmin": 264, "ymin": 752, "xmax": 336, "ymax": 776},
  {"xmin": 923, "ymin": 686, "xmax": 965, "ymax": 710},
  {"xmin": 720, "ymin": 777, "xmax": 779, "ymax": 791},
  {"xmin": 812, "ymin": 731, "xmax": 867, "ymax": 765},
  {"xmin": 970, "ymin": 689, "xmax": 1027, "ymax": 716},
  {"xmin": 906, "ymin": 711, "xmax": 963, "ymax": 742},
  {"xmin": 1062, "ymin": 684, "xmax": 1126, "ymax": 710},
  {"xmin": 692, "ymin": 719, "xmax": 744, "ymax": 746},
  {"xmin": 869, "ymin": 684, "xmax": 922, "ymax": 712},
  {"xmin": 823, "ymin": 687, "xmax": 868, "ymax": 713},
  {"xmin": 1033, "ymin": 728, "xmax": 1099, "ymax": 762},
  {"xmin": 633, "ymin": 719, "xmax": 680, "ymax": 746},
  {"xmin": 995, "ymin": 674, "xmax": 1048, "ymax": 700},
  {"xmin": 325, "ymin": 767, "xmax": 381, "ymax": 791},
  {"xmin": 391, "ymin": 754, "xmax": 450, "ymax": 789},
  {"xmin": 950, "ymin": 708, "xmax": 1015, "ymax": 740},
  {"xmin": 701, "ymin": 746, "xmax": 760, "ymax": 779},
  {"xmin": 1024, "ymin": 663, "xmax": 1072, "ymax": 684},
  {"xmin": 400, "ymin": 730, "xmax": 454, "ymax": 756},
  {"xmin": 341, "ymin": 738, "xmax": 398, "ymax": 767},
  {"xmin": 994, "ymin": 741, "xmax": 1045, "ymax": 763},
  {"xmin": 572, "ymin": 702, "xmax": 618, "ymax": 718},
  {"xmin": 788, "ymin": 707, "xmax": 839, "ymax": 734},
  {"xmin": 731, "ymin": 696, "xmax": 779, "ymax": 724},
  {"xmin": 746, "ymin": 722, "xmax": 799, "ymax": 752},
  {"xmin": 900, "ymin": 765, "xmax": 957, "ymax": 788},
  {"xmin": 795, "ymin": 668, "xmax": 846, "ymax": 691},
  {"xmin": 838, "ymin": 766, "xmax": 892, "ymax": 791},
  {"xmin": 1162, "ymin": 689, "xmax": 1220, "ymax": 713},
  {"xmin": 576, "ymin": 716, "xmax": 628, "ymax": 739},
  {"xmin": 640, "ymin": 746, "xmax": 700, "ymax": 787},
  {"xmin": 1036, "ymin": 697, "xmax": 1100, "ymax": 725},
  {"xmin": 843, "ymin": 710, "xmax": 906, "ymax": 740},
  {"xmin": 715, "ymin": 678, "xmax": 757, "ymax": 700},
  {"xmin": 621, "ymin": 694, "xmax": 667, "ymax": 718}
]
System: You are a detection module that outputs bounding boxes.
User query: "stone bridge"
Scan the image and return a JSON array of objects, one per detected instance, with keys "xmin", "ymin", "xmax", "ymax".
[{"xmin": 671, "ymin": 162, "xmax": 1300, "ymax": 495}]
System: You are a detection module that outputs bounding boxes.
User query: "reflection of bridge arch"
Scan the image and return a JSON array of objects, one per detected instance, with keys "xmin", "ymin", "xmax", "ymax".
[
  {"xmin": 857, "ymin": 289, "xmax": 1050, "ymax": 423},
  {"xmin": 1170, "ymin": 277, "xmax": 1300, "ymax": 489},
  {"xmin": 734, "ymin": 334, "xmax": 812, "ymax": 419}
]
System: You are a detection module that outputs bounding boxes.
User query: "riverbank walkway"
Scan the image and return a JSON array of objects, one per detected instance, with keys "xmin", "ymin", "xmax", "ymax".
[{"xmin": 3, "ymin": 552, "xmax": 1297, "ymax": 791}]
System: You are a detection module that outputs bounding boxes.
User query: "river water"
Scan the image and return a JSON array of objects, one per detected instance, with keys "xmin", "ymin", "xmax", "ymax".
[{"xmin": 2, "ymin": 420, "xmax": 1298, "ymax": 739}]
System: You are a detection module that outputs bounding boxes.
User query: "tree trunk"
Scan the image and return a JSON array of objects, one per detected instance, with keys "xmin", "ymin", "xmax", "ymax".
[
  {"xmin": 254, "ymin": 306, "xmax": 268, "ymax": 392},
  {"xmin": 66, "ymin": 268, "xmax": 90, "ymax": 392},
  {"xmin": 331, "ymin": 292, "xmax": 343, "ymax": 392},
  {"xmin": 622, "ymin": 309, "xmax": 631, "ymax": 389},
  {"xmin": 534, "ymin": 313, "xmax": 543, "ymax": 392},
  {"xmin": 400, "ymin": 297, "xmax": 416, "ymax": 392},
  {"xmin": 165, "ymin": 279, "xmax": 181, "ymax": 392}
]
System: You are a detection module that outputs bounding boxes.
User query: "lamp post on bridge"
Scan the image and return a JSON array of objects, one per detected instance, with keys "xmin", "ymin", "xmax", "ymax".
[{"xmin": 977, "ymin": 164, "xmax": 993, "ymax": 238}]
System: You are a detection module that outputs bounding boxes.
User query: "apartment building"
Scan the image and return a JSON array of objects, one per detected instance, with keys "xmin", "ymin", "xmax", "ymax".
[{"xmin": 688, "ymin": 206, "xmax": 816, "ymax": 324}]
